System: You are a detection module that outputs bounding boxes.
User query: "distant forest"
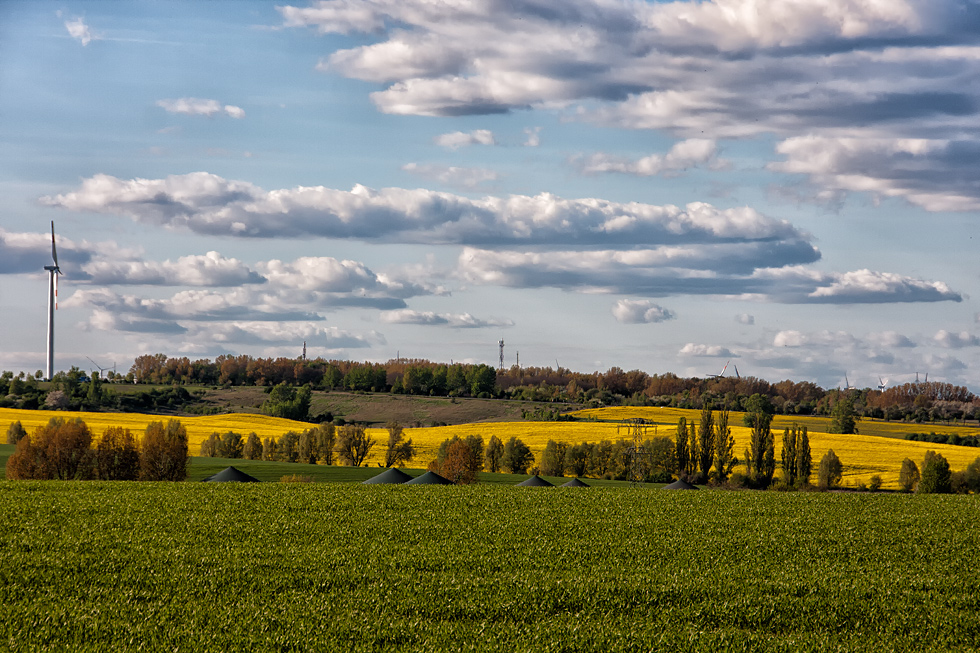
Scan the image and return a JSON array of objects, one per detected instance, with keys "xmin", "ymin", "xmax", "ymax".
[{"xmin": 3, "ymin": 353, "xmax": 976, "ymax": 425}]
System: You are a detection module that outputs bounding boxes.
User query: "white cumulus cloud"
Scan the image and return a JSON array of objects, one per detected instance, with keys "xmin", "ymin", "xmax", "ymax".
[
  {"xmin": 157, "ymin": 98, "xmax": 245, "ymax": 119},
  {"xmin": 611, "ymin": 300, "xmax": 675, "ymax": 324}
]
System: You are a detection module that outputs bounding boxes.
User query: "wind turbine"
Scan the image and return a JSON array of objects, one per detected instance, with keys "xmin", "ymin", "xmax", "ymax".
[
  {"xmin": 44, "ymin": 221, "xmax": 62, "ymax": 381},
  {"xmin": 877, "ymin": 376, "xmax": 887, "ymax": 392},
  {"xmin": 844, "ymin": 374, "xmax": 856, "ymax": 391},
  {"xmin": 708, "ymin": 360, "xmax": 730, "ymax": 378}
]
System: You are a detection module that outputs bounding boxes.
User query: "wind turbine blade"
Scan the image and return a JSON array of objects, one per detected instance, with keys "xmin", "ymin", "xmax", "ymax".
[
  {"xmin": 734, "ymin": 365, "xmax": 740, "ymax": 379},
  {"xmin": 719, "ymin": 360, "xmax": 729, "ymax": 376},
  {"xmin": 50, "ymin": 221, "xmax": 59, "ymax": 268}
]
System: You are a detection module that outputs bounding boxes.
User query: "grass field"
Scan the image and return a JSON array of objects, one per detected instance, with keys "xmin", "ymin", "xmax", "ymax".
[
  {"xmin": 0, "ymin": 483, "xmax": 977, "ymax": 651},
  {"xmin": 3, "ymin": 405, "xmax": 979, "ymax": 490}
]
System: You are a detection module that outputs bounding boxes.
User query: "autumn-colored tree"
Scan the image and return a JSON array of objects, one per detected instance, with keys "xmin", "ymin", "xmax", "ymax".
[
  {"xmin": 4, "ymin": 418, "xmax": 95, "ymax": 480},
  {"xmin": 140, "ymin": 419, "xmax": 188, "ymax": 481},
  {"xmin": 384, "ymin": 422, "xmax": 415, "ymax": 467},
  {"xmin": 5, "ymin": 434, "xmax": 42, "ymax": 479},
  {"xmin": 337, "ymin": 424, "xmax": 375, "ymax": 466},
  {"xmin": 95, "ymin": 427, "xmax": 140, "ymax": 480},
  {"xmin": 441, "ymin": 440, "xmax": 477, "ymax": 484}
]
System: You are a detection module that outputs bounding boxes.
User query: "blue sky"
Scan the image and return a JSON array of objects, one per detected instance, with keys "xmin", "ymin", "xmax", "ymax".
[{"xmin": 1, "ymin": 0, "xmax": 979, "ymax": 390}]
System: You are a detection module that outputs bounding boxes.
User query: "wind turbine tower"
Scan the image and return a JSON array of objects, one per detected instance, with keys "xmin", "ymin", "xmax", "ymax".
[{"xmin": 44, "ymin": 221, "xmax": 62, "ymax": 381}]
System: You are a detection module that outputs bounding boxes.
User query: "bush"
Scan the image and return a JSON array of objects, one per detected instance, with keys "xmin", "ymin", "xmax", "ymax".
[
  {"xmin": 898, "ymin": 458, "xmax": 920, "ymax": 493},
  {"xmin": 5, "ymin": 418, "xmax": 94, "ymax": 480},
  {"xmin": 5, "ymin": 421, "xmax": 27, "ymax": 445},
  {"xmin": 817, "ymin": 450, "xmax": 843, "ymax": 490},
  {"xmin": 917, "ymin": 450, "xmax": 952, "ymax": 494},
  {"xmin": 280, "ymin": 474, "xmax": 313, "ymax": 483},
  {"xmin": 869, "ymin": 475, "xmax": 883, "ymax": 492},
  {"xmin": 140, "ymin": 419, "xmax": 189, "ymax": 481}
]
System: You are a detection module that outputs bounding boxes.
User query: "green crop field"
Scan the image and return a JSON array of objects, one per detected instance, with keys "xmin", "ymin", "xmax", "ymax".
[{"xmin": 1, "ymin": 483, "xmax": 977, "ymax": 651}]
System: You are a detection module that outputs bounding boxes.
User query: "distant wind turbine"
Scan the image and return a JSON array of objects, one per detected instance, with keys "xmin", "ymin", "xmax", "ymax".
[
  {"xmin": 708, "ymin": 360, "xmax": 730, "ymax": 378},
  {"xmin": 44, "ymin": 221, "xmax": 62, "ymax": 381},
  {"xmin": 877, "ymin": 376, "xmax": 887, "ymax": 391}
]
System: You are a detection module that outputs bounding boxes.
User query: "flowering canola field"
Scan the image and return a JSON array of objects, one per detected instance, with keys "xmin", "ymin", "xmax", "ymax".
[{"xmin": 3, "ymin": 405, "xmax": 977, "ymax": 488}]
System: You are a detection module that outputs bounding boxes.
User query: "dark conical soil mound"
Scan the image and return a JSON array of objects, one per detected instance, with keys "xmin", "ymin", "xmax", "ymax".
[
  {"xmin": 663, "ymin": 478, "xmax": 698, "ymax": 490},
  {"xmin": 516, "ymin": 475, "xmax": 554, "ymax": 487},
  {"xmin": 362, "ymin": 467, "xmax": 414, "ymax": 484},
  {"xmin": 560, "ymin": 477, "xmax": 590, "ymax": 488},
  {"xmin": 404, "ymin": 470, "xmax": 455, "ymax": 485},
  {"xmin": 202, "ymin": 466, "xmax": 260, "ymax": 483}
]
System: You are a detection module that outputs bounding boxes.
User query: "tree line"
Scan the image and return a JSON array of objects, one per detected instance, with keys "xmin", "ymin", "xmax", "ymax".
[
  {"xmin": 4, "ymin": 354, "xmax": 980, "ymax": 428},
  {"xmin": 5, "ymin": 418, "xmax": 188, "ymax": 481}
]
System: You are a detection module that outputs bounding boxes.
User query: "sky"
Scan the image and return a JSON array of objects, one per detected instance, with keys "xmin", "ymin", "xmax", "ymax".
[{"xmin": 1, "ymin": 0, "xmax": 979, "ymax": 390}]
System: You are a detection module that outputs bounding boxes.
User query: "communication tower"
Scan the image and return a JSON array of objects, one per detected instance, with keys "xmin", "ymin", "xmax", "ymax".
[
  {"xmin": 302, "ymin": 341, "xmax": 307, "ymax": 361},
  {"xmin": 498, "ymin": 339, "xmax": 504, "ymax": 370}
]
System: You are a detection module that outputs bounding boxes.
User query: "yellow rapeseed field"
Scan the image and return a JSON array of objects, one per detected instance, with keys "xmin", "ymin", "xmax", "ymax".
[
  {"xmin": 0, "ymin": 408, "xmax": 310, "ymax": 452},
  {"xmin": 3, "ymin": 405, "xmax": 978, "ymax": 489}
]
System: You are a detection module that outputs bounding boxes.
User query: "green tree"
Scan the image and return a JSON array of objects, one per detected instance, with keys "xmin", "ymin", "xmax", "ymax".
[
  {"xmin": 962, "ymin": 456, "xmax": 980, "ymax": 493},
  {"xmin": 796, "ymin": 425, "xmax": 812, "ymax": 487},
  {"xmin": 337, "ymin": 424, "xmax": 375, "ymax": 466},
  {"xmin": 563, "ymin": 442, "xmax": 590, "ymax": 477},
  {"xmin": 262, "ymin": 438, "xmax": 277, "ymax": 461},
  {"xmin": 384, "ymin": 422, "xmax": 415, "ymax": 467},
  {"xmin": 898, "ymin": 457, "xmax": 920, "ymax": 492},
  {"xmin": 696, "ymin": 404, "xmax": 715, "ymax": 479},
  {"xmin": 278, "ymin": 431, "xmax": 300, "ymax": 463},
  {"xmin": 817, "ymin": 449, "xmax": 843, "ymax": 490},
  {"xmin": 501, "ymin": 437, "xmax": 533, "ymax": 474},
  {"xmin": 674, "ymin": 417, "xmax": 689, "ymax": 476},
  {"xmin": 217, "ymin": 431, "xmax": 243, "ymax": 459},
  {"xmin": 242, "ymin": 432, "xmax": 262, "ymax": 460},
  {"xmin": 687, "ymin": 420, "xmax": 699, "ymax": 476},
  {"xmin": 200, "ymin": 432, "xmax": 219, "ymax": 457},
  {"xmin": 298, "ymin": 429, "xmax": 315, "ymax": 464},
  {"xmin": 747, "ymin": 411, "xmax": 775, "ymax": 487},
  {"xmin": 484, "ymin": 435, "xmax": 504, "ymax": 473},
  {"xmin": 6, "ymin": 420, "xmax": 27, "ymax": 445},
  {"xmin": 261, "ymin": 383, "xmax": 312, "ymax": 421},
  {"xmin": 829, "ymin": 394, "xmax": 858, "ymax": 434},
  {"xmin": 314, "ymin": 423, "xmax": 336, "ymax": 465},
  {"xmin": 742, "ymin": 393, "xmax": 774, "ymax": 428},
  {"xmin": 781, "ymin": 425, "xmax": 798, "ymax": 486},
  {"xmin": 712, "ymin": 409, "xmax": 736, "ymax": 483},
  {"xmin": 917, "ymin": 450, "xmax": 952, "ymax": 494},
  {"xmin": 467, "ymin": 364, "xmax": 497, "ymax": 397},
  {"xmin": 140, "ymin": 419, "xmax": 188, "ymax": 481},
  {"xmin": 540, "ymin": 440, "xmax": 567, "ymax": 477}
]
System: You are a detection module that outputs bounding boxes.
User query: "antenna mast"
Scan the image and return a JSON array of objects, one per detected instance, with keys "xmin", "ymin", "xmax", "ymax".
[
  {"xmin": 498, "ymin": 339, "xmax": 504, "ymax": 371},
  {"xmin": 302, "ymin": 341, "xmax": 307, "ymax": 361}
]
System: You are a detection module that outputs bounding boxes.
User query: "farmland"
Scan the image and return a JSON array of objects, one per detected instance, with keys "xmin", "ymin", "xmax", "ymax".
[
  {"xmin": 3, "ymin": 406, "xmax": 979, "ymax": 489},
  {"xmin": 0, "ymin": 483, "xmax": 978, "ymax": 651}
]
